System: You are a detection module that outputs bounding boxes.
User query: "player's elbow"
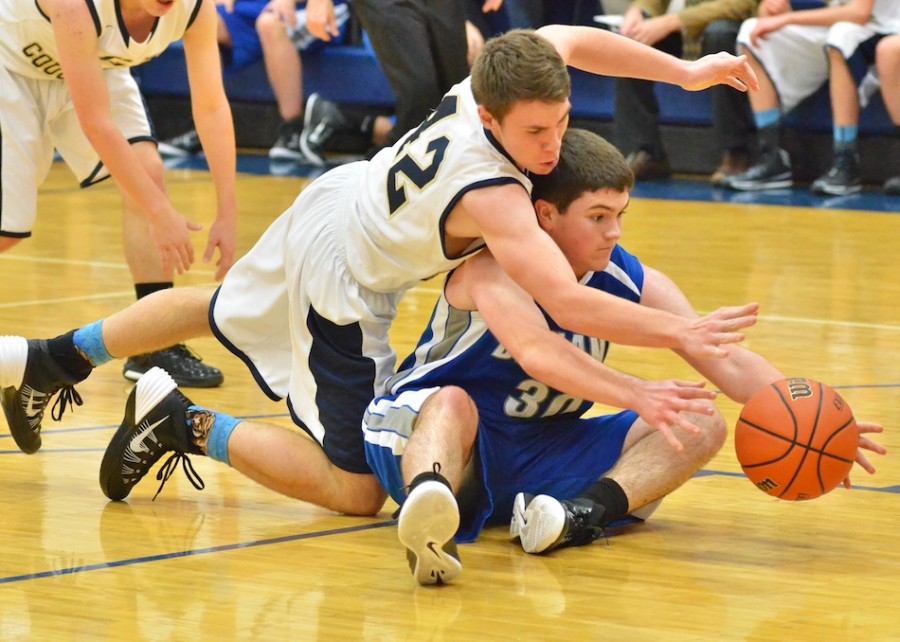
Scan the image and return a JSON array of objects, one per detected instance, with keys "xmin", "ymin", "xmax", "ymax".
[
  {"xmin": 535, "ymin": 25, "xmax": 573, "ymax": 62},
  {"xmin": 509, "ymin": 340, "xmax": 552, "ymax": 382}
]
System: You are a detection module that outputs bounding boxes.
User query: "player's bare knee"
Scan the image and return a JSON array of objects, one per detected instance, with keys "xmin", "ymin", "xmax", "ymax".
[
  {"xmin": 255, "ymin": 11, "xmax": 281, "ymax": 42},
  {"xmin": 0, "ymin": 236, "xmax": 22, "ymax": 253},
  {"xmin": 695, "ymin": 410, "xmax": 727, "ymax": 456},
  {"xmin": 428, "ymin": 386, "xmax": 479, "ymax": 443}
]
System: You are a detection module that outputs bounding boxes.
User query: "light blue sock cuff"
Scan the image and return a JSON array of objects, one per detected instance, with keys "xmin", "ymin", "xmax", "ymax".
[
  {"xmin": 754, "ymin": 108, "xmax": 781, "ymax": 130},
  {"xmin": 73, "ymin": 320, "xmax": 112, "ymax": 366},
  {"xmin": 198, "ymin": 407, "xmax": 239, "ymax": 466},
  {"xmin": 834, "ymin": 125, "xmax": 858, "ymax": 144}
]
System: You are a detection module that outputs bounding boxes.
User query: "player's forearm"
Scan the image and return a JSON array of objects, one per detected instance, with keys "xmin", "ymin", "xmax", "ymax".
[
  {"xmin": 194, "ymin": 105, "xmax": 238, "ymax": 219},
  {"xmin": 81, "ymin": 119, "xmax": 171, "ymax": 218},
  {"xmin": 544, "ymin": 284, "xmax": 683, "ymax": 350},
  {"xmin": 515, "ymin": 334, "xmax": 644, "ymax": 410},
  {"xmin": 537, "ymin": 24, "xmax": 688, "ymax": 85}
]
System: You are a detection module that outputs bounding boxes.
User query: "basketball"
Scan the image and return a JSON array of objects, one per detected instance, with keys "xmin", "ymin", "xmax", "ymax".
[{"xmin": 734, "ymin": 378, "xmax": 858, "ymax": 501}]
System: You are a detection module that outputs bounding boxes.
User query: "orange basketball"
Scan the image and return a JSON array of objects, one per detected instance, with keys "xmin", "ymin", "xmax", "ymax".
[{"xmin": 735, "ymin": 378, "xmax": 857, "ymax": 501}]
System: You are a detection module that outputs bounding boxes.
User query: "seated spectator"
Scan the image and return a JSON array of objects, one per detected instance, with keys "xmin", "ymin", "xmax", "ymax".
[
  {"xmin": 158, "ymin": 0, "xmax": 352, "ymax": 162},
  {"xmin": 304, "ymin": 0, "xmax": 495, "ymax": 157},
  {"xmin": 724, "ymin": 0, "xmax": 899, "ymax": 191},
  {"xmin": 616, "ymin": 0, "xmax": 758, "ymax": 183},
  {"xmin": 810, "ymin": 25, "xmax": 898, "ymax": 194},
  {"xmin": 299, "ymin": 0, "xmax": 502, "ymax": 163}
]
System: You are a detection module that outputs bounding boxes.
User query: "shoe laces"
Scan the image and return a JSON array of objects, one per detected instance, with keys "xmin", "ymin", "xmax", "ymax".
[
  {"xmin": 50, "ymin": 385, "xmax": 83, "ymax": 422},
  {"xmin": 152, "ymin": 452, "xmax": 205, "ymax": 501},
  {"xmin": 562, "ymin": 500, "xmax": 606, "ymax": 547}
]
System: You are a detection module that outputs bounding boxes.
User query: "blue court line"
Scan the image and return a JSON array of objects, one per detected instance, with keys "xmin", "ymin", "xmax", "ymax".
[
  {"xmin": 0, "ymin": 520, "xmax": 397, "ymax": 585},
  {"xmin": 1, "ymin": 467, "xmax": 896, "ymax": 586}
]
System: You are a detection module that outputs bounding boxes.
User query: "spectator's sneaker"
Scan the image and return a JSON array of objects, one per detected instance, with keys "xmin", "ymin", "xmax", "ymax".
[
  {"xmin": 397, "ymin": 480, "xmax": 462, "ymax": 585},
  {"xmin": 299, "ymin": 93, "xmax": 349, "ymax": 166},
  {"xmin": 268, "ymin": 128, "xmax": 305, "ymax": 161},
  {"xmin": 626, "ymin": 149, "xmax": 672, "ymax": 181},
  {"xmin": 724, "ymin": 148, "xmax": 793, "ymax": 191},
  {"xmin": 122, "ymin": 344, "xmax": 223, "ymax": 388},
  {"xmin": 710, "ymin": 149, "xmax": 752, "ymax": 186},
  {"xmin": 157, "ymin": 129, "xmax": 202, "ymax": 157},
  {"xmin": 100, "ymin": 367, "xmax": 208, "ymax": 501},
  {"xmin": 884, "ymin": 176, "xmax": 900, "ymax": 196},
  {"xmin": 510, "ymin": 493, "xmax": 605, "ymax": 554},
  {"xmin": 811, "ymin": 150, "xmax": 862, "ymax": 195},
  {"xmin": 0, "ymin": 336, "xmax": 82, "ymax": 454}
]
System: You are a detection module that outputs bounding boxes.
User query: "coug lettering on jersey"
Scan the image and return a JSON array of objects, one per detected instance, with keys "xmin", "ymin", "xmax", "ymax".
[{"xmin": 22, "ymin": 42, "xmax": 63, "ymax": 79}]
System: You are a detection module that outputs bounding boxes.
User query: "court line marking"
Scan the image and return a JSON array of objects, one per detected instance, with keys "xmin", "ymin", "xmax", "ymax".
[
  {"xmin": 0, "ymin": 520, "xmax": 397, "ymax": 585},
  {"xmin": 1, "ymin": 467, "xmax": 896, "ymax": 586}
]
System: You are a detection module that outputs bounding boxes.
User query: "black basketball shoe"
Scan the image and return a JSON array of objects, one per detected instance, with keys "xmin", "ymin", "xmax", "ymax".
[
  {"xmin": 724, "ymin": 147, "xmax": 793, "ymax": 191},
  {"xmin": 510, "ymin": 493, "xmax": 606, "ymax": 554},
  {"xmin": 811, "ymin": 149, "xmax": 862, "ymax": 196},
  {"xmin": 100, "ymin": 367, "xmax": 207, "ymax": 501},
  {"xmin": 299, "ymin": 93, "xmax": 349, "ymax": 166},
  {"xmin": 397, "ymin": 480, "xmax": 462, "ymax": 585},
  {"xmin": 122, "ymin": 344, "xmax": 223, "ymax": 388},
  {"xmin": 0, "ymin": 336, "xmax": 83, "ymax": 454}
]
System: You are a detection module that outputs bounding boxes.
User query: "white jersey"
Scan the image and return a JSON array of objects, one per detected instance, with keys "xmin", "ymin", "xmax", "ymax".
[
  {"xmin": 342, "ymin": 76, "xmax": 533, "ymax": 293},
  {"xmin": 0, "ymin": 0, "xmax": 202, "ymax": 81}
]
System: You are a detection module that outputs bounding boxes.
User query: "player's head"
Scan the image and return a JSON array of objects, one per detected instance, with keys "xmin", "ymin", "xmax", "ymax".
[
  {"xmin": 472, "ymin": 30, "xmax": 571, "ymax": 175},
  {"xmin": 530, "ymin": 129, "xmax": 634, "ymax": 276}
]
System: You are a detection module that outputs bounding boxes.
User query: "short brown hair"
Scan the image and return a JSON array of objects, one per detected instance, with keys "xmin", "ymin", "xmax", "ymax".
[
  {"xmin": 470, "ymin": 30, "xmax": 571, "ymax": 121},
  {"xmin": 530, "ymin": 129, "xmax": 634, "ymax": 212}
]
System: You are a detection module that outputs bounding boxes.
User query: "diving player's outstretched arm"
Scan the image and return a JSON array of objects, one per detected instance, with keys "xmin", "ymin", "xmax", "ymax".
[
  {"xmin": 457, "ymin": 183, "xmax": 759, "ymax": 360},
  {"xmin": 537, "ymin": 24, "xmax": 759, "ymax": 93}
]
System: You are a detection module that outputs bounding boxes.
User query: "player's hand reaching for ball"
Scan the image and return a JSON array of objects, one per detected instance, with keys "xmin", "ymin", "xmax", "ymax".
[
  {"xmin": 631, "ymin": 379, "xmax": 718, "ymax": 451},
  {"xmin": 681, "ymin": 302, "xmax": 760, "ymax": 360},
  {"xmin": 148, "ymin": 204, "xmax": 201, "ymax": 275},
  {"xmin": 843, "ymin": 421, "xmax": 887, "ymax": 489}
]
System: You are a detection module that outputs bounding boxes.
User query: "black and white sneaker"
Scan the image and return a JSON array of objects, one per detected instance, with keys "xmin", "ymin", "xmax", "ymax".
[
  {"xmin": 811, "ymin": 150, "xmax": 862, "ymax": 196},
  {"xmin": 268, "ymin": 123, "xmax": 305, "ymax": 161},
  {"xmin": 510, "ymin": 493, "xmax": 605, "ymax": 554},
  {"xmin": 397, "ymin": 480, "xmax": 462, "ymax": 585},
  {"xmin": 100, "ymin": 367, "xmax": 207, "ymax": 501},
  {"xmin": 885, "ymin": 176, "xmax": 900, "ymax": 195},
  {"xmin": 299, "ymin": 93, "xmax": 348, "ymax": 166},
  {"xmin": 157, "ymin": 129, "xmax": 202, "ymax": 157},
  {"xmin": 724, "ymin": 147, "xmax": 793, "ymax": 191},
  {"xmin": 0, "ymin": 336, "xmax": 82, "ymax": 454},
  {"xmin": 123, "ymin": 344, "xmax": 223, "ymax": 388}
]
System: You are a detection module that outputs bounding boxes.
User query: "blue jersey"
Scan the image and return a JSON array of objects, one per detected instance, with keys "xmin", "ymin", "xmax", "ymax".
[
  {"xmin": 387, "ymin": 244, "xmax": 644, "ymax": 421},
  {"xmin": 365, "ymin": 245, "xmax": 646, "ymax": 541}
]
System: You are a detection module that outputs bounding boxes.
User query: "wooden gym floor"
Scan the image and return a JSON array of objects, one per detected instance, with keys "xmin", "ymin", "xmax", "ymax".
[{"xmin": 0, "ymin": 160, "xmax": 898, "ymax": 640}]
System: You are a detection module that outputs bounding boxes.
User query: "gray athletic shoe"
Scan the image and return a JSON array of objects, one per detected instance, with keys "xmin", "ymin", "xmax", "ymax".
[
  {"xmin": 299, "ymin": 93, "xmax": 348, "ymax": 166},
  {"xmin": 510, "ymin": 493, "xmax": 605, "ymax": 554},
  {"xmin": 724, "ymin": 147, "xmax": 793, "ymax": 191},
  {"xmin": 397, "ymin": 480, "xmax": 462, "ymax": 585},
  {"xmin": 811, "ymin": 149, "xmax": 862, "ymax": 196}
]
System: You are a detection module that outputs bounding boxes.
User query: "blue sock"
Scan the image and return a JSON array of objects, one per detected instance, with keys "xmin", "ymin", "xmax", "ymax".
[
  {"xmin": 197, "ymin": 407, "xmax": 239, "ymax": 465},
  {"xmin": 72, "ymin": 320, "xmax": 112, "ymax": 366},
  {"xmin": 834, "ymin": 125, "xmax": 858, "ymax": 150},
  {"xmin": 754, "ymin": 108, "xmax": 781, "ymax": 130}
]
